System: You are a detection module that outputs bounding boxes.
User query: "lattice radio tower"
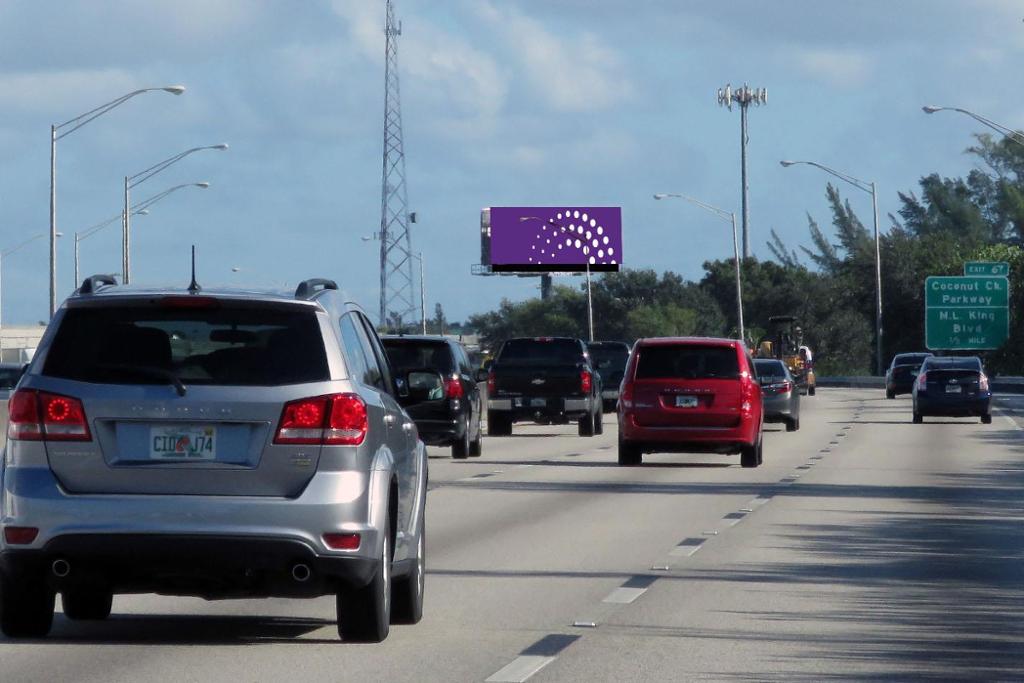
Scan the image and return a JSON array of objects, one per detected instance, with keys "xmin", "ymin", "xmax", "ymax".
[{"xmin": 378, "ymin": 0, "xmax": 416, "ymax": 327}]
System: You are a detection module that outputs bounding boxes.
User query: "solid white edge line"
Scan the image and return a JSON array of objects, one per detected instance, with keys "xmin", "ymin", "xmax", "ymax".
[{"xmin": 486, "ymin": 655, "xmax": 558, "ymax": 683}]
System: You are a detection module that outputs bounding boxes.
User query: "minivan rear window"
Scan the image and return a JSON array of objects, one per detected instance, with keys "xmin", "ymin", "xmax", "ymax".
[
  {"xmin": 382, "ymin": 340, "xmax": 453, "ymax": 374},
  {"xmin": 636, "ymin": 345, "xmax": 739, "ymax": 380},
  {"xmin": 44, "ymin": 305, "xmax": 329, "ymax": 386}
]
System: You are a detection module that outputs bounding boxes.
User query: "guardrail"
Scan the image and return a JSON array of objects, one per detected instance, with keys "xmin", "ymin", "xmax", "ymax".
[{"xmin": 818, "ymin": 376, "xmax": 1024, "ymax": 394}]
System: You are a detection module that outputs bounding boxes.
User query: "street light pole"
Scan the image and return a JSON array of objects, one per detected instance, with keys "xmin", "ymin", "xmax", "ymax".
[
  {"xmin": 922, "ymin": 105, "xmax": 1024, "ymax": 147},
  {"xmin": 653, "ymin": 193, "xmax": 745, "ymax": 344},
  {"xmin": 123, "ymin": 143, "xmax": 227, "ymax": 284},
  {"xmin": 49, "ymin": 85, "xmax": 186, "ymax": 317},
  {"xmin": 779, "ymin": 159, "xmax": 884, "ymax": 375},
  {"xmin": 418, "ymin": 252, "xmax": 426, "ymax": 335}
]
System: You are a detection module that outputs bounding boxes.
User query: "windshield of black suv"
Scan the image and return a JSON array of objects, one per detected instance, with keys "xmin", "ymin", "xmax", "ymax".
[
  {"xmin": 44, "ymin": 304, "xmax": 329, "ymax": 386},
  {"xmin": 383, "ymin": 339, "xmax": 454, "ymax": 374},
  {"xmin": 588, "ymin": 344, "xmax": 629, "ymax": 372},
  {"xmin": 498, "ymin": 338, "xmax": 583, "ymax": 366},
  {"xmin": 636, "ymin": 345, "xmax": 740, "ymax": 380}
]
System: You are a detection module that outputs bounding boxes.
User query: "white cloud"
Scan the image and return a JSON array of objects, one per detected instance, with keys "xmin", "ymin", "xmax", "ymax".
[
  {"xmin": 474, "ymin": 1, "xmax": 634, "ymax": 112},
  {"xmin": 329, "ymin": 0, "xmax": 508, "ymax": 129},
  {"xmin": 0, "ymin": 68, "xmax": 141, "ymax": 116},
  {"xmin": 793, "ymin": 48, "xmax": 876, "ymax": 88}
]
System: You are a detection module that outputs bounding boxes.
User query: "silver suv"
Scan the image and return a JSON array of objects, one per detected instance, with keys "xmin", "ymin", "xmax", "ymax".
[{"xmin": 0, "ymin": 276, "xmax": 428, "ymax": 642}]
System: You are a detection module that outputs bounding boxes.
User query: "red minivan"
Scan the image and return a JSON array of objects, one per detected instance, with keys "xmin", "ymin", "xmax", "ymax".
[{"xmin": 617, "ymin": 337, "xmax": 763, "ymax": 467}]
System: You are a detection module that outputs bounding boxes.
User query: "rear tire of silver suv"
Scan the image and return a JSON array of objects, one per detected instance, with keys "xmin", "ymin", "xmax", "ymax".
[
  {"xmin": 0, "ymin": 574, "xmax": 55, "ymax": 638},
  {"xmin": 337, "ymin": 520, "xmax": 391, "ymax": 643},
  {"xmin": 391, "ymin": 515, "xmax": 425, "ymax": 625}
]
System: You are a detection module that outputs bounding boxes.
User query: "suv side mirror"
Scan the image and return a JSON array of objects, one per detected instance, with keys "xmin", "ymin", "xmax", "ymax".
[{"xmin": 474, "ymin": 368, "xmax": 489, "ymax": 383}]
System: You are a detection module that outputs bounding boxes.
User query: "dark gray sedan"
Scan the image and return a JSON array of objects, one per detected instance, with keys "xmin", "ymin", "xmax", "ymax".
[{"xmin": 754, "ymin": 358, "xmax": 801, "ymax": 432}]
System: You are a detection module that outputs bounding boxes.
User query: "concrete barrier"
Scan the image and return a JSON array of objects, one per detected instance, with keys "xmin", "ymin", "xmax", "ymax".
[{"xmin": 818, "ymin": 376, "xmax": 1024, "ymax": 394}]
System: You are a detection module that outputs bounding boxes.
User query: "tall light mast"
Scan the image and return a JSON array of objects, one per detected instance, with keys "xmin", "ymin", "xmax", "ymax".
[
  {"xmin": 379, "ymin": 0, "xmax": 416, "ymax": 328},
  {"xmin": 717, "ymin": 83, "xmax": 767, "ymax": 259}
]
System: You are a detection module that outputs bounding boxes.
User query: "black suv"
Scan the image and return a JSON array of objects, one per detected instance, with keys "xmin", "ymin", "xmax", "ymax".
[
  {"xmin": 382, "ymin": 335, "xmax": 483, "ymax": 459},
  {"xmin": 486, "ymin": 337, "xmax": 603, "ymax": 437},
  {"xmin": 586, "ymin": 341, "xmax": 631, "ymax": 412}
]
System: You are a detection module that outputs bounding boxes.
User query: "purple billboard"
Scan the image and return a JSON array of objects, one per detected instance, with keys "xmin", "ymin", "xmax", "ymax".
[{"xmin": 489, "ymin": 207, "xmax": 622, "ymax": 273}]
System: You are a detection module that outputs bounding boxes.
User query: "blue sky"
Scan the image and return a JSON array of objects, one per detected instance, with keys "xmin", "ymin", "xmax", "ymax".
[{"xmin": 1, "ymin": 0, "xmax": 1022, "ymax": 324}]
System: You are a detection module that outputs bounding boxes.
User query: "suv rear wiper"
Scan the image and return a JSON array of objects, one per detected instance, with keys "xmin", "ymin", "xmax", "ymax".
[{"xmin": 98, "ymin": 364, "xmax": 187, "ymax": 397}]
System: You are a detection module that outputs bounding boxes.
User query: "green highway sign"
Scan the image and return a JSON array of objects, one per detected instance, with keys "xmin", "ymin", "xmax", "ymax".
[
  {"xmin": 926, "ymin": 307, "xmax": 1009, "ymax": 351},
  {"xmin": 924, "ymin": 275, "xmax": 1010, "ymax": 350},
  {"xmin": 964, "ymin": 261, "xmax": 1009, "ymax": 277},
  {"xmin": 925, "ymin": 276, "xmax": 1008, "ymax": 308}
]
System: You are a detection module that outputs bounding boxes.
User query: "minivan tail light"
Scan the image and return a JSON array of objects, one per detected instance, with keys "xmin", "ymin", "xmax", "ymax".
[
  {"xmin": 487, "ymin": 370, "xmax": 496, "ymax": 395},
  {"xmin": 619, "ymin": 382, "xmax": 634, "ymax": 409},
  {"xmin": 581, "ymin": 370, "xmax": 592, "ymax": 394},
  {"xmin": 8, "ymin": 389, "xmax": 90, "ymax": 442},
  {"xmin": 444, "ymin": 376, "xmax": 464, "ymax": 399},
  {"xmin": 740, "ymin": 375, "xmax": 757, "ymax": 416},
  {"xmin": 275, "ymin": 393, "xmax": 367, "ymax": 446}
]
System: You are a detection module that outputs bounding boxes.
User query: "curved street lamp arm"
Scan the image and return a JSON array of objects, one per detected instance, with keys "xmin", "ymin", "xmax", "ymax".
[
  {"xmin": 55, "ymin": 86, "xmax": 185, "ymax": 139},
  {"xmin": 2, "ymin": 231, "xmax": 50, "ymax": 258},
  {"xmin": 654, "ymin": 193, "xmax": 732, "ymax": 222},
  {"xmin": 955, "ymin": 108, "xmax": 1024, "ymax": 146},
  {"xmin": 129, "ymin": 144, "xmax": 228, "ymax": 187},
  {"xmin": 783, "ymin": 160, "xmax": 872, "ymax": 194},
  {"xmin": 131, "ymin": 182, "xmax": 209, "ymax": 214}
]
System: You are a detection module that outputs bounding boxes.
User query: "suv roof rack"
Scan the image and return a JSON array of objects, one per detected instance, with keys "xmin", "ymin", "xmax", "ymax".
[
  {"xmin": 78, "ymin": 274, "xmax": 118, "ymax": 295},
  {"xmin": 294, "ymin": 278, "xmax": 338, "ymax": 300}
]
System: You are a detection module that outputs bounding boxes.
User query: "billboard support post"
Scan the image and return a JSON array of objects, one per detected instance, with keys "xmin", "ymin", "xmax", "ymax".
[{"xmin": 585, "ymin": 261, "xmax": 594, "ymax": 342}]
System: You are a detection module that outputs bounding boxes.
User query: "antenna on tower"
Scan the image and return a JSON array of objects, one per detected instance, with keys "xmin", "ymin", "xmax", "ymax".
[
  {"xmin": 718, "ymin": 83, "xmax": 767, "ymax": 259},
  {"xmin": 378, "ymin": 0, "xmax": 416, "ymax": 330}
]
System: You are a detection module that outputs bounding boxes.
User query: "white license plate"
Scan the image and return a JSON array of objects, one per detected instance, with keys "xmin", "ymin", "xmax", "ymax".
[
  {"xmin": 530, "ymin": 398, "xmax": 546, "ymax": 407},
  {"xmin": 150, "ymin": 425, "xmax": 217, "ymax": 460},
  {"xmin": 945, "ymin": 385, "xmax": 962, "ymax": 394},
  {"xmin": 675, "ymin": 395, "xmax": 698, "ymax": 408}
]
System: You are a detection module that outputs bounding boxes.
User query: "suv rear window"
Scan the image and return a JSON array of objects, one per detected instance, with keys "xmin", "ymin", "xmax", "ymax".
[
  {"xmin": 44, "ymin": 305, "xmax": 329, "ymax": 386},
  {"xmin": 636, "ymin": 345, "xmax": 740, "ymax": 380},
  {"xmin": 382, "ymin": 340, "xmax": 453, "ymax": 374},
  {"xmin": 498, "ymin": 339, "xmax": 583, "ymax": 366}
]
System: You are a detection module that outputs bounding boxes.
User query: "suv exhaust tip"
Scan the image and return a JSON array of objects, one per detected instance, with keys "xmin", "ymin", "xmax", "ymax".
[
  {"xmin": 291, "ymin": 563, "xmax": 312, "ymax": 582},
  {"xmin": 52, "ymin": 558, "xmax": 71, "ymax": 578}
]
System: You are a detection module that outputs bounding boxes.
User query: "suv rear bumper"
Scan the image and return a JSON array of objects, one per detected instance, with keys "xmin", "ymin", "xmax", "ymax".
[
  {"xmin": 0, "ymin": 465, "xmax": 389, "ymax": 595},
  {"xmin": 488, "ymin": 397, "xmax": 592, "ymax": 422},
  {"xmin": 0, "ymin": 533, "xmax": 379, "ymax": 599}
]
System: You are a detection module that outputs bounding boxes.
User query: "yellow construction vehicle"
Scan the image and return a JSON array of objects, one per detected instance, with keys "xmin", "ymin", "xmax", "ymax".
[{"xmin": 756, "ymin": 316, "xmax": 816, "ymax": 396}]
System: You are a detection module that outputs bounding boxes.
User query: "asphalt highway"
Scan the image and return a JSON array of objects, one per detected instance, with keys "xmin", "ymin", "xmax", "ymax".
[{"xmin": 2, "ymin": 388, "xmax": 1023, "ymax": 681}]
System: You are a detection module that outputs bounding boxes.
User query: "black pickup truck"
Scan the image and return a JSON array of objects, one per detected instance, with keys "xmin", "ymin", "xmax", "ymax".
[{"xmin": 485, "ymin": 337, "xmax": 603, "ymax": 437}]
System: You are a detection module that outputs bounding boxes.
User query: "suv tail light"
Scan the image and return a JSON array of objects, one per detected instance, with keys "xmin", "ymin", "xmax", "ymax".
[
  {"xmin": 979, "ymin": 373, "xmax": 989, "ymax": 392},
  {"xmin": 275, "ymin": 393, "xmax": 367, "ymax": 446},
  {"xmin": 444, "ymin": 376, "xmax": 464, "ymax": 399},
  {"xmin": 3, "ymin": 526, "xmax": 39, "ymax": 545},
  {"xmin": 8, "ymin": 389, "xmax": 91, "ymax": 442},
  {"xmin": 581, "ymin": 370, "xmax": 593, "ymax": 394},
  {"xmin": 487, "ymin": 369, "xmax": 496, "ymax": 394}
]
